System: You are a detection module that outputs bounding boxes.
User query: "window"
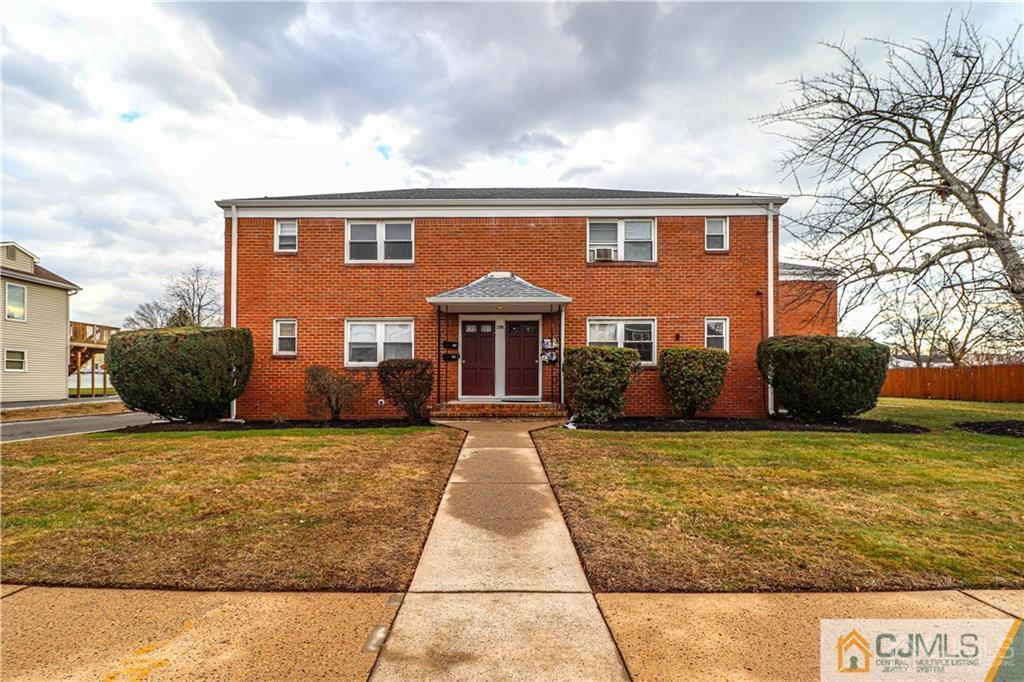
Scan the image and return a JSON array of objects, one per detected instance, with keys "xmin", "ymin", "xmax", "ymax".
[
  {"xmin": 587, "ymin": 219, "xmax": 655, "ymax": 262},
  {"xmin": 346, "ymin": 319, "xmax": 413, "ymax": 366},
  {"xmin": 705, "ymin": 217, "xmax": 729, "ymax": 251},
  {"xmin": 5, "ymin": 282, "xmax": 26, "ymax": 321},
  {"xmin": 6, "ymin": 245, "xmax": 16, "ymax": 260},
  {"xmin": 274, "ymin": 319, "xmax": 297, "ymax": 355},
  {"xmin": 4, "ymin": 349, "xmax": 27, "ymax": 371},
  {"xmin": 705, "ymin": 317, "xmax": 729, "ymax": 351},
  {"xmin": 346, "ymin": 221, "xmax": 414, "ymax": 263},
  {"xmin": 587, "ymin": 318, "xmax": 656, "ymax": 364},
  {"xmin": 275, "ymin": 220, "xmax": 298, "ymax": 252}
]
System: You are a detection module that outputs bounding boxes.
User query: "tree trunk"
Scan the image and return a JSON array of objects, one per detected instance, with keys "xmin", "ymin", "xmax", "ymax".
[{"xmin": 987, "ymin": 232, "xmax": 1024, "ymax": 315}]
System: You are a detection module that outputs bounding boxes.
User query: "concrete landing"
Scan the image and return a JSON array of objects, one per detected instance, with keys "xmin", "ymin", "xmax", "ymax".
[{"xmin": 373, "ymin": 421, "xmax": 627, "ymax": 679}]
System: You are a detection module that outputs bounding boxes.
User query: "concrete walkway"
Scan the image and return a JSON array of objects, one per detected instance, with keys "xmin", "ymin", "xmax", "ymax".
[{"xmin": 370, "ymin": 421, "xmax": 629, "ymax": 680}]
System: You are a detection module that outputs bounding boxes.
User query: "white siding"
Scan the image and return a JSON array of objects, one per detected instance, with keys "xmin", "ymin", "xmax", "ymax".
[
  {"xmin": 1, "ymin": 277, "xmax": 70, "ymax": 402},
  {"xmin": 1, "ymin": 245, "xmax": 35, "ymax": 274}
]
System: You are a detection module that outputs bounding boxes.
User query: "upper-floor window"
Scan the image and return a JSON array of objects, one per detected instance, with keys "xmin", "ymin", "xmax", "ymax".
[
  {"xmin": 4, "ymin": 349, "xmax": 27, "ymax": 371},
  {"xmin": 587, "ymin": 317, "xmax": 656, "ymax": 364},
  {"xmin": 587, "ymin": 219, "xmax": 655, "ymax": 262},
  {"xmin": 346, "ymin": 319, "xmax": 414, "ymax": 366},
  {"xmin": 346, "ymin": 221, "xmax": 414, "ymax": 263},
  {"xmin": 274, "ymin": 318, "xmax": 297, "ymax": 355},
  {"xmin": 5, "ymin": 282, "xmax": 26, "ymax": 321},
  {"xmin": 705, "ymin": 217, "xmax": 729, "ymax": 251},
  {"xmin": 275, "ymin": 220, "xmax": 298, "ymax": 252},
  {"xmin": 705, "ymin": 317, "xmax": 729, "ymax": 350}
]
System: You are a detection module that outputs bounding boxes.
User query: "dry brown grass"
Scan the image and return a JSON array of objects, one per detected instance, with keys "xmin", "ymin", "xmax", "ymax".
[
  {"xmin": 535, "ymin": 399, "xmax": 1024, "ymax": 592},
  {"xmin": 2, "ymin": 401, "xmax": 129, "ymax": 422},
  {"xmin": 1, "ymin": 426, "xmax": 463, "ymax": 591}
]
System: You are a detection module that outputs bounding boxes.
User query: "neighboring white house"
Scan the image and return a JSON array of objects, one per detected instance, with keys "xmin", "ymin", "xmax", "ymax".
[{"xmin": 0, "ymin": 242, "xmax": 80, "ymax": 403}]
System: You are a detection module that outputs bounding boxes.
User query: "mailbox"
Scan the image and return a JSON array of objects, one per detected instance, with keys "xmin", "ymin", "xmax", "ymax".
[
  {"xmin": 443, "ymin": 353, "xmax": 460, "ymax": 361},
  {"xmin": 443, "ymin": 341, "xmax": 459, "ymax": 349}
]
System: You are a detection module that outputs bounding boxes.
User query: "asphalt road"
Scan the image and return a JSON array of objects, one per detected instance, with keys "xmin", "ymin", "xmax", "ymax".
[{"xmin": 1, "ymin": 412, "xmax": 155, "ymax": 442}]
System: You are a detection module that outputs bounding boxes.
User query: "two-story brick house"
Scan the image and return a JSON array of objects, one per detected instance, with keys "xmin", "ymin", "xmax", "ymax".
[{"xmin": 218, "ymin": 188, "xmax": 836, "ymax": 420}]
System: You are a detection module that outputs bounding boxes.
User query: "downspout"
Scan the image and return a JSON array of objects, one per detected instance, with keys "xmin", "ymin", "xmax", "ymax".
[
  {"xmin": 559, "ymin": 304, "xmax": 565, "ymax": 404},
  {"xmin": 766, "ymin": 202, "xmax": 775, "ymax": 415},
  {"xmin": 230, "ymin": 204, "xmax": 239, "ymax": 420}
]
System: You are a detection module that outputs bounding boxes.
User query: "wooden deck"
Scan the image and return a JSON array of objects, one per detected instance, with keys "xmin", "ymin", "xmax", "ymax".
[{"xmin": 69, "ymin": 321, "xmax": 120, "ymax": 398}]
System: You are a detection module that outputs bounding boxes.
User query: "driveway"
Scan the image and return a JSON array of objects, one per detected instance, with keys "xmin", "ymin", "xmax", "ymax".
[{"xmin": 1, "ymin": 412, "xmax": 153, "ymax": 442}]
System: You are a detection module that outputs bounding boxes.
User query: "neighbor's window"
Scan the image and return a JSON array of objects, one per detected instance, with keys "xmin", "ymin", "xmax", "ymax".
[
  {"xmin": 275, "ymin": 220, "xmax": 298, "ymax": 252},
  {"xmin": 587, "ymin": 318, "xmax": 656, "ymax": 364},
  {"xmin": 346, "ymin": 319, "xmax": 413, "ymax": 366},
  {"xmin": 5, "ymin": 282, "xmax": 26, "ymax": 321},
  {"xmin": 4, "ymin": 349, "xmax": 27, "ymax": 371},
  {"xmin": 273, "ymin": 319, "xmax": 297, "ymax": 355},
  {"xmin": 347, "ymin": 221, "xmax": 414, "ymax": 263},
  {"xmin": 705, "ymin": 317, "xmax": 729, "ymax": 350},
  {"xmin": 705, "ymin": 218, "xmax": 729, "ymax": 251},
  {"xmin": 587, "ymin": 219, "xmax": 655, "ymax": 262}
]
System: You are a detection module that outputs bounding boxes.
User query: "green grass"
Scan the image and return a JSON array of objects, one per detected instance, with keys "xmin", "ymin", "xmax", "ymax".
[
  {"xmin": 535, "ymin": 398, "xmax": 1024, "ymax": 592},
  {"xmin": 1, "ymin": 425, "xmax": 463, "ymax": 591}
]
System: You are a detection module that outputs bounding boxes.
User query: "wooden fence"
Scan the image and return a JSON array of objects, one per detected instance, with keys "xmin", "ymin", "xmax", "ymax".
[{"xmin": 881, "ymin": 365, "xmax": 1024, "ymax": 402}]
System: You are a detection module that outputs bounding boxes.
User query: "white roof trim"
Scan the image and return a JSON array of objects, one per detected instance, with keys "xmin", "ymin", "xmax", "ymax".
[
  {"xmin": 0, "ymin": 242, "xmax": 40, "ymax": 263},
  {"xmin": 216, "ymin": 195, "xmax": 788, "ymax": 210}
]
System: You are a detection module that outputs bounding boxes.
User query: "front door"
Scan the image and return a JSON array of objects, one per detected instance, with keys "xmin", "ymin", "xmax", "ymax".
[
  {"xmin": 461, "ymin": 321, "xmax": 495, "ymax": 396},
  {"xmin": 505, "ymin": 321, "xmax": 539, "ymax": 396}
]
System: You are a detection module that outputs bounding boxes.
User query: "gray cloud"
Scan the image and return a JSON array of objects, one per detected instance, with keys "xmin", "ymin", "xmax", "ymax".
[{"xmin": 1, "ymin": 41, "xmax": 92, "ymax": 112}]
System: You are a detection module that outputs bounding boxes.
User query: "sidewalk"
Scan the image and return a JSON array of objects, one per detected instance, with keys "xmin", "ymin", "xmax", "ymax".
[{"xmin": 370, "ymin": 420, "xmax": 629, "ymax": 680}]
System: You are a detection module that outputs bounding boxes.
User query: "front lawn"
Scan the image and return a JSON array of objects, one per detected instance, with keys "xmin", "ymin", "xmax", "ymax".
[
  {"xmin": 535, "ymin": 398, "xmax": 1024, "ymax": 592},
  {"xmin": 1, "ymin": 426, "xmax": 463, "ymax": 591}
]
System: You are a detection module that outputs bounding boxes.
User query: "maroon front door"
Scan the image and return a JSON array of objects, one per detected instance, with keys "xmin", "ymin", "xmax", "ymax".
[
  {"xmin": 505, "ymin": 321, "xmax": 539, "ymax": 396},
  {"xmin": 461, "ymin": 321, "xmax": 495, "ymax": 396}
]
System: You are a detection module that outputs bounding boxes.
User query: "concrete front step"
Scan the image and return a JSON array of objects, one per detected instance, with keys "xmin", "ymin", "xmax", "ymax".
[{"xmin": 429, "ymin": 401, "xmax": 567, "ymax": 420}]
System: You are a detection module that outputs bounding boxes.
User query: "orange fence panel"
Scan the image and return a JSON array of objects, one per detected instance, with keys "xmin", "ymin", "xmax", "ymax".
[{"xmin": 881, "ymin": 365, "xmax": 1024, "ymax": 402}]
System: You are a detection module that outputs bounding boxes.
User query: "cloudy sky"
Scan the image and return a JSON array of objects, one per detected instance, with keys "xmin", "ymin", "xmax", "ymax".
[{"xmin": 3, "ymin": 1, "xmax": 1020, "ymax": 325}]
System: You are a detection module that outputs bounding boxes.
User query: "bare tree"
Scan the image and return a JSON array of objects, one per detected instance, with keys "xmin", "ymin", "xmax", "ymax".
[
  {"xmin": 760, "ymin": 17, "xmax": 1024, "ymax": 313},
  {"xmin": 123, "ymin": 300, "xmax": 172, "ymax": 329},
  {"xmin": 166, "ymin": 264, "xmax": 222, "ymax": 327},
  {"xmin": 123, "ymin": 264, "xmax": 222, "ymax": 329}
]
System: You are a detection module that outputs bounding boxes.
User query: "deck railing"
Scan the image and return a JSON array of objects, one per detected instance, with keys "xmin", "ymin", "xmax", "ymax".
[{"xmin": 70, "ymin": 321, "xmax": 119, "ymax": 346}]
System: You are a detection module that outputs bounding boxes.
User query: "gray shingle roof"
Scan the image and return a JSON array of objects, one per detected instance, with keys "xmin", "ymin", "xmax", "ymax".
[
  {"xmin": 221, "ymin": 187, "xmax": 779, "ymax": 202},
  {"xmin": 428, "ymin": 272, "xmax": 570, "ymax": 302},
  {"xmin": 779, "ymin": 261, "xmax": 837, "ymax": 280}
]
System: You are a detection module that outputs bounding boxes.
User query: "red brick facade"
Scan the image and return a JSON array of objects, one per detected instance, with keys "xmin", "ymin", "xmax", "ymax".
[
  {"xmin": 777, "ymin": 279, "xmax": 838, "ymax": 336},
  {"xmin": 225, "ymin": 211, "xmax": 835, "ymax": 420}
]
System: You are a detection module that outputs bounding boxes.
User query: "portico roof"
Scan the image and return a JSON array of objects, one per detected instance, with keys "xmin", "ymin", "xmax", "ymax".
[{"xmin": 427, "ymin": 272, "xmax": 570, "ymax": 312}]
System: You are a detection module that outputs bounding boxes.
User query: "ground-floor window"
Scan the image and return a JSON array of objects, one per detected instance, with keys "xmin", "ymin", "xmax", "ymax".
[
  {"xmin": 273, "ymin": 319, "xmax": 297, "ymax": 355},
  {"xmin": 345, "ymin": 319, "xmax": 414, "ymax": 366},
  {"xmin": 3, "ymin": 348, "xmax": 27, "ymax": 371},
  {"xmin": 705, "ymin": 317, "xmax": 729, "ymax": 350},
  {"xmin": 587, "ymin": 318, "xmax": 656, "ymax": 364}
]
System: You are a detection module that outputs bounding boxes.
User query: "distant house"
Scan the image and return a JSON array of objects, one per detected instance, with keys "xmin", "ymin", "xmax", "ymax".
[
  {"xmin": 218, "ymin": 187, "xmax": 839, "ymax": 420},
  {"xmin": 0, "ymin": 242, "xmax": 80, "ymax": 403}
]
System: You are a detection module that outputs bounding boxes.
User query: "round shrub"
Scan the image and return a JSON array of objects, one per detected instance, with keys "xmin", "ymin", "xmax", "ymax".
[
  {"xmin": 659, "ymin": 347, "xmax": 729, "ymax": 417},
  {"xmin": 563, "ymin": 346, "xmax": 642, "ymax": 424},
  {"xmin": 378, "ymin": 358, "xmax": 434, "ymax": 422},
  {"xmin": 756, "ymin": 335, "xmax": 890, "ymax": 421},
  {"xmin": 107, "ymin": 327, "xmax": 254, "ymax": 422}
]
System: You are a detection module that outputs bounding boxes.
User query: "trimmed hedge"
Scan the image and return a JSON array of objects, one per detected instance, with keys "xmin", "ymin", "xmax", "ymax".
[
  {"xmin": 659, "ymin": 347, "xmax": 729, "ymax": 417},
  {"xmin": 108, "ymin": 327, "xmax": 253, "ymax": 422},
  {"xmin": 756, "ymin": 335, "xmax": 890, "ymax": 421},
  {"xmin": 378, "ymin": 358, "xmax": 433, "ymax": 422},
  {"xmin": 563, "ymin": 346, "xmax": 642, "ymax": 423}
]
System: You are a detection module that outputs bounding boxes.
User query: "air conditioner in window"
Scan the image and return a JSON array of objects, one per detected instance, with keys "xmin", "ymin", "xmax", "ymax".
[{"xmin": 593, "ymin": 248, "xmax": 615, "ymax": 261}]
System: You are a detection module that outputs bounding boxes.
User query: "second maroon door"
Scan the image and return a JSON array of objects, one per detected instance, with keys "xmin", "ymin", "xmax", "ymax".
[
  {"xmin": 462, "ymin": 321, "xmax": 495, "ymax": 396},
  {"xmin": 505, "ymin": 321, "xmax": 539, "ymax": 396}
]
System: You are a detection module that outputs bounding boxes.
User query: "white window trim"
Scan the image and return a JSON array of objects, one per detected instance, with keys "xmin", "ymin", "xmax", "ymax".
[
  {"xmin": 5, "ymin": 282, "xmax": 27, "ymax": 322},
  {"xmin": 273, "ymin": 318, "xmax": 297, "ymax": 355},
  {"xmin": 274, "ymin": 219, "xmax": 298, "ymax": 253},
  {"xmin": 586, "ymin": 317, "xmax": 658, "ymax": 366},
  {"xmin": 586, "ymin": 219, "xmax": 657, "ymax": 263},
  {"xmin": 344, "ymin": 220, "xmax": 415, "ymax": 264},
  {"xmin": 705, "ymin": 217, "xmax": 730, "ymax": 251},
  {"xmin": 344, "ymin": 318, "xmax": 415, "ymax": 367},
  {"xmin": 704, "ymin": 316, "xmax": 730, "ymax": 351},
  {"xmin": 3, "ymin": 348, "xmax": 28, "ymax": 372}
]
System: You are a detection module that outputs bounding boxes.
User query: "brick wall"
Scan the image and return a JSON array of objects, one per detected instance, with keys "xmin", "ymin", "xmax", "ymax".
[
  {"xmin": 227, "ymin": 214, "xmax": 807, "ymax": 420},
  {"xmin": 777, "ymin": 280, "xmax": 838, "ymax": 336}
]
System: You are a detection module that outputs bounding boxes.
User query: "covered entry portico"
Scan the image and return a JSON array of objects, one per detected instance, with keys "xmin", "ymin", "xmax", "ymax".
[{"xmin": 427, "ymin": 272, "xmax": 570, "ymax": 407}]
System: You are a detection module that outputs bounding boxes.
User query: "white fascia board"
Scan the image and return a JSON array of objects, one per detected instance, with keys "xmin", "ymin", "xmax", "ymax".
[
  {"xmin": 0, "ymin": 270, "xmax": 80, "ymax": 291},
  {"xmin": 226, "ymin": 205, "xmax": 782, "ymax": 219},
  {"xmin": 426, "ymin": 295, "xmax": 572, "ymax": 304},
  {"xmin": 215, "ymin": 195, "xmax": 788, "ymax": 210}
]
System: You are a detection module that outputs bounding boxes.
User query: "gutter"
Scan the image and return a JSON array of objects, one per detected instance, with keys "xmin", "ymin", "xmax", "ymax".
[
  {"xmin": 229, "ymin": 204, "xmax": 238, "ymax": 420},
  {"xmin": 215, "ymin": 195, "xmax": 790, "ymax": 210},
  {"xmin": 767, "ymin": 202, "xmax": 775, "ymax": 416}
]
